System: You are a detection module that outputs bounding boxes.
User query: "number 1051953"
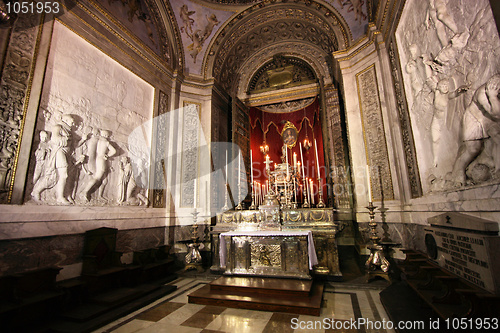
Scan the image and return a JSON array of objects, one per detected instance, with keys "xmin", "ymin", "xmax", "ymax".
[{"xmin": 5, "ymin": 1, "xmax": 60, "ymax": 15}]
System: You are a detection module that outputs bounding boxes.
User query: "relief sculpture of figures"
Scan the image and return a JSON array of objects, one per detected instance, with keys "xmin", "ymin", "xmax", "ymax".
[
  {"xmin": 80, "ymin": 129, "xmax": 117, "ymax": 202},
  {"xmin": 447, "ymin": 74, "xmax": 500, "ymax": 187},
  {"xmin": 31, "ymin": 114, "xmax": 76, "ymax": 204},
  {"xmin": 33, "ymin": 131, "xmax": 50, "ymax": 185},
  {"xmin": 425, "ymin": 0, "xmax": 459, "ymax": 48},
  {"xmin": 429, "ymin": 78, "xmax": 468, "ymax": 168},
  {"xmin": 117, "ymin": 156, "xmax": 148, "ymax": 206}
]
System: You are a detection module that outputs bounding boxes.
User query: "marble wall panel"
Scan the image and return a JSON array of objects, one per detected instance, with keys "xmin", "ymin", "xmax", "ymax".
[
  {"xmin": 396, "ymin": 0, "xmax": 500, "ymax": 193},
  {"xmin": 25, "ymin": 21, "xmax": 154, "ymax": 206}
]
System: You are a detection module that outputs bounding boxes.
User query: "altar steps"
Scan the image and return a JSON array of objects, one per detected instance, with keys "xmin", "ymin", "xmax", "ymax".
[{"xmin": 188, "ymin": 276, "xmax": 323, "ymax": 316}]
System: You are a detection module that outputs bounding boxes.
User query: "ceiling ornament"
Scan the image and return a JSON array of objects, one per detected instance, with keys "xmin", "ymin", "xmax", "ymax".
[{"xmin": 256, "ymin": 97, "xmax": 316, "ymax": 113}]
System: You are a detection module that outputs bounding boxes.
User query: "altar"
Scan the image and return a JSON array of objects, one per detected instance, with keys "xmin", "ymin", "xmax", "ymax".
[
  {"xmin": 219, "ymin": 230, "xmax": 318, "ymax": 279},
  {"xmin": 211, "ymin": 130, "xmax": 346, "ymax": 280}
]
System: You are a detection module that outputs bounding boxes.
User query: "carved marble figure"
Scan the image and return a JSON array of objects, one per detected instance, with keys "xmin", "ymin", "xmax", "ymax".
[
  {"xmin": 80, "ymin": 129, "xmax": 117, "ymax": 202},
  {"xmin": 31, "ymin": 114, "xmax": 76, "ymax": 204},
  {"xmin": 425, "ymin": 0, "xmax": 459, "ymax": 48},
  {"xmin": 33, "ymin": 131, "xmax": 50, "ymax": 185},
  {"xmin": 448, "ymin": 74, "xmax": 500, "ymax": 186},
  {"xmin": 430, "ymin": 79, "xmax": 468, "ymax": 167},
  {"xmin": 117, "ymin": 156, "xmax": 148, "ymax": 206}
]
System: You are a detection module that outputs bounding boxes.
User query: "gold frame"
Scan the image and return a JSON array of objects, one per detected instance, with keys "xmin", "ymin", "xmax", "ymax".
[{"xmin": 281, "ymin": 121, "xmax": 298, "ymax": 148}]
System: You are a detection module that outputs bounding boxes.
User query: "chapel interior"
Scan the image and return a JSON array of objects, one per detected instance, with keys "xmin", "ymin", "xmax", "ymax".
[{"xmin": 1, "ymin": 0, "xmax": 500, "ymax": 332}]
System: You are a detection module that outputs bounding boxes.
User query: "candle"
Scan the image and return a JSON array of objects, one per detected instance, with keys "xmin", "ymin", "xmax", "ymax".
[
  {"xmin": 285, "ymin": 145, "xmax": 289, "ymax": 168},
  {"xmin": 250, "ymin": 149, "xmax": 254, "ymax": 184},
  {"xmin": 307, "ymin": 178, "xmax": 311, "ymax": 204},
  {"xmin": 366, "ymin": 165, "xmax": 372, "ymax": 201},
  {"xmin": 294, "ymin": 179, "xmax": 297, "ymax": 203},
  {"xmin": 310, "ymin": 179, "xmax": 315, "ymax": 205},
  {"xmin": 300, "ymin": 143, "xmax": 306, "ymax": 179},
  {"xmin": 238, "ymin": 152, "xmax": 241, "ymax": 186},
  {"xmin": 293, "ymin": 152, "xmax": 297, "ymax": 168},
  {"xmin": 314, "ymin": 139, "xmax": 320, "ymax": 178},
  {"xmin": 262, "ymin": 184, "xmax": 265, "ymax": 199}
]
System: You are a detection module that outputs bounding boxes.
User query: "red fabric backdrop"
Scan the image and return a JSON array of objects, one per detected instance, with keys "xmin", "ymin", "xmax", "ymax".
[{"xmin": 249, "ymin": 98, "xmax": 327, "ymax": 203}]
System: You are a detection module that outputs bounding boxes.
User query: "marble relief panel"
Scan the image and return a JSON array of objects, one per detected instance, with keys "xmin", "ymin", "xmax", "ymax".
[
  {"xmin": 26, "ymin": 21, "xmax": 154, "ymax": 206},
  {"xmin": 396, "ymin": 0, "xmax": 500, "ymax": 193}
]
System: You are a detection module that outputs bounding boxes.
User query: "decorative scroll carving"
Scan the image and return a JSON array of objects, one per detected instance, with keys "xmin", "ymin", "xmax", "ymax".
[
  {"xmin": 357, "ymin": 65, "xmax": 394, "ymax": 200},
  {"xmin": 0, "ymin": 13, "xmax": 42, "ymax": 203},
  {"xmin": 233, "ymin": 99, "xmax": 250, "ymax": 187},
  {"xmin": 152, "ymin": 91, "xmax": 169, "ymax": 208},
  {"xmin": 324, "ymin": 86, "xmax": 351, "ymax": 208},
  {"xmin": 181, "ymin": 102, "xmax": 200, "ymax": 207},
  {"xmin": 256, "ymin": 97, "xmax": 316, "ymax": 113},
  {"xmin": 388, "ymin": 40, "xmax": 422, "ymax": 198}
]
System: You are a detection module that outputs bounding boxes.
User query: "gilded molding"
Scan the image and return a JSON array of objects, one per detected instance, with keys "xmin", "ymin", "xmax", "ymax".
[
  {"xmin": 74, "ymin": 2, "xmax": 174, "ymax": 83},
  {"xmin": 5, "ymin": 14, "xmax": 44, "ymax": 203}
]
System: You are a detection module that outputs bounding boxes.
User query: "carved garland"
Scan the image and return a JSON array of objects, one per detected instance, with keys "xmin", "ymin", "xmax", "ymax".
[
  {"xmin": 0, "ymin": 13, "xmax": 42, "ymax": 203},
  {"xmin": 388, "ymin": 39, "xmax": 422, "ymax": 198},
  {"xmin": 356, "ymin": 65, "xmax": 394, "ymax": 201},
  {"xmin": 152, "ymin": 91, "xmax": 169, "ymax": 208},
  {"xmin": 180, "ymin": 101, "xmax": 200, "ymax": 208}
]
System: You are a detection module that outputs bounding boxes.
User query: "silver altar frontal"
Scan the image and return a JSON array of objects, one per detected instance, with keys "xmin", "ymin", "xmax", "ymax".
[
  {"xmin": 219, "ymin": 230, "xmax": 318, "ymax": 279},
  {"xmin": 211, "ymin": 207, "xmax": 345, "ymax": 279}
]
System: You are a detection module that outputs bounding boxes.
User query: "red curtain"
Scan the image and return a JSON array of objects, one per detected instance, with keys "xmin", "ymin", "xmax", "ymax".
[{"xmin": 248, "ymin": 98, "xmax": 327, "ymax": 203}]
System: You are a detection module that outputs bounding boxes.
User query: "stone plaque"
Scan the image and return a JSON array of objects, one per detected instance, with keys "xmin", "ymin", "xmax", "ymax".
[{"xmin": 425, "ymin": 213, "xmax": 500, "ymax": 294}]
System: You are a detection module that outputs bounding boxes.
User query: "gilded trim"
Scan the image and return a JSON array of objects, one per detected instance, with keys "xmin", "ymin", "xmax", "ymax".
[{"xmin": 7, "ymin": 15, "xmax": 45, "ymax": 203}]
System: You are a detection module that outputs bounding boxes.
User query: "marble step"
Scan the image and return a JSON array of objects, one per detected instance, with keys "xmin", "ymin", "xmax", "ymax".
[
  {"xmin": 188, "ymin": 277, "xmax": 323, "ymax": 316},
  {"xmin": 209, "ymin": 276, "xmax": 313, "ymax": 297}
]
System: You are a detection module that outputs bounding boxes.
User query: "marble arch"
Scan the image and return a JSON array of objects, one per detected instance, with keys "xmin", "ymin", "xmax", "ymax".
[
  {"xmin": 236, "ymin": 41, "xmax": 333, "ymax": 99},
  {"xmin": 203, "ymin": 0, "xmax": 351, "ymax": 88}
]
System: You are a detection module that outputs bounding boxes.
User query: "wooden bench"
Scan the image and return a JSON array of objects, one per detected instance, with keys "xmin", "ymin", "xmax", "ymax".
[{"xmin": 0, "ymin": 266, "xmax": 63, "ymax": 330}]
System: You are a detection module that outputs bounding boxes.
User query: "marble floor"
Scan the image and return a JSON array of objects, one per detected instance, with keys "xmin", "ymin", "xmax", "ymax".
[{"xmin": 94, "ymin": 275, "xmax": 395, "ymax": 333}]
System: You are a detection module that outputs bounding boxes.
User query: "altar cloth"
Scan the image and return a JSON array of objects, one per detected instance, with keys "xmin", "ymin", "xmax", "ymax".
[{"xmin": 219, "ymin": 230, "xmax": 318, "ymax": 270}]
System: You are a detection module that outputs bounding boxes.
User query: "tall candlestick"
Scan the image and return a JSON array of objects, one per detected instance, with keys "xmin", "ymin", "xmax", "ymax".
[
  {"xmin": 314, "ymin": 139, "xmax": 320, "ymax": 178},
  {"xmin": 285, "ymin": 145, "xmax": 289, "ymax": 170},
  {"xmin": 250, "ymin": 149, "xmax": 254, "ymax": 184},
  {"xmin": 310, "ymin": 179, "xmax": 315, "ymax": 205},
  {"xmin": 300, "ymin": 143, "xmax": 306, "ymax": 178},
  {"xmin": 366, "ymin": 165, "xmax": 372, "ymax": 201}
]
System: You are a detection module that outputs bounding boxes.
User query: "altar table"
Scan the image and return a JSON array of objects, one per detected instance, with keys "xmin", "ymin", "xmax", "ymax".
[{"xmin": 219, "ymin": 230, "xmax": 318, "ymax": 279}]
